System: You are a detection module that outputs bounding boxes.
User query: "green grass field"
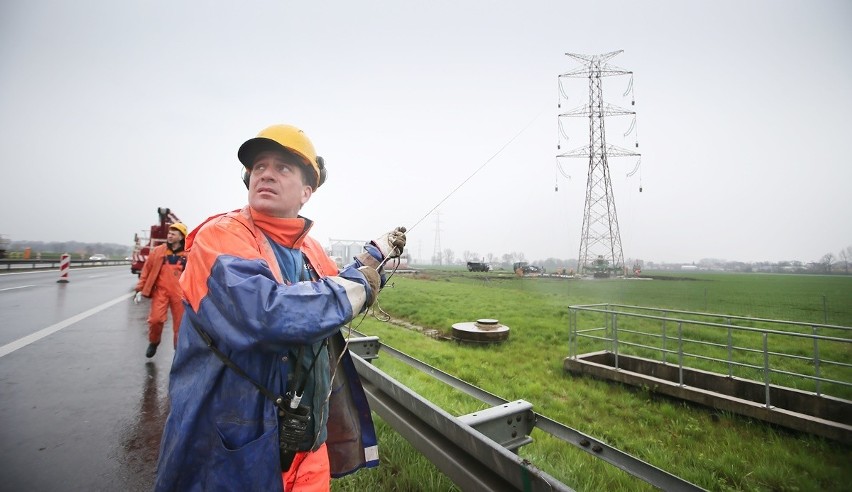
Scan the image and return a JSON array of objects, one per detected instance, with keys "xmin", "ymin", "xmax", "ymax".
[{"xmin": 332, "ymin": 270, "xmax": 852, "ymax": 492}]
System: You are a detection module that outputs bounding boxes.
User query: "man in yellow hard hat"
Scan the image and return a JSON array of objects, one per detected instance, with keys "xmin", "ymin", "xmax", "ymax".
[
  {"xmin": 154, "ymin": 124, "xmax": 405, "ymax": 491},
  {"xmin": 134, "ymin": 222, "xmax": 189, "ymax": 357}
]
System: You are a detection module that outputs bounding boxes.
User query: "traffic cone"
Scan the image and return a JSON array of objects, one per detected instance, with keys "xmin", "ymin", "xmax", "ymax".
[{"xmin": 57, "ymin": 253, "xmax": 70, "ymax": 283}]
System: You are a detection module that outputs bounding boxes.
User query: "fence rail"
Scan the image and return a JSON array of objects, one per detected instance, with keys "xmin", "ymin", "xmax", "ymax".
[
  {"xmin": 349, "ymin": 330, "xmax": 704, "ymax": 491},
  {"xmin": 0, "ymin": 259, "xmax": 129, "ymax": 271},
  {"xmin": 568, "ymin": 304, "xmax": 852, "ymax": 400}
]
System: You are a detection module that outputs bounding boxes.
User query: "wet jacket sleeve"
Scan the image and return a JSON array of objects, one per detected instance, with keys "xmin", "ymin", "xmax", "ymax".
[
  {"xmin": 181, "ymin": 219, "xmax": 374, "ymax": 352},
  {"xmin": 136, "ymin": 244, "xmax": 164, "ymax": 296}
]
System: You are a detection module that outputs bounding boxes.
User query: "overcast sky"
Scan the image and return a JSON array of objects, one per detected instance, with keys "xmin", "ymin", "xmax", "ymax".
[{"xmin": 2, "ymin": 0, "xmax": 850, "ymax": 264}]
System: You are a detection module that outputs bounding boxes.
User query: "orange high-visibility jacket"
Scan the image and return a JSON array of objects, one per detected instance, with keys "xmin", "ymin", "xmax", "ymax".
[{"xmin": 135, "ymin": 243, "xmax": 185, "ymax": 297}]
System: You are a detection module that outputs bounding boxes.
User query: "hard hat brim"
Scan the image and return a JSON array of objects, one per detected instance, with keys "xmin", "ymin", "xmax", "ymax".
[
  {"xmin": 168, "ymin": 223, "xmax": 187, "ymax": 237},
  {"xmin": 238, "ymin": 137, "xmax": 319, "ymax": 189}
]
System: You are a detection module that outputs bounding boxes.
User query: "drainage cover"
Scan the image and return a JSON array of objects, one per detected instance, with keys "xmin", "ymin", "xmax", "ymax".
[{"xmin": 451, "ymin": 318, "xmax": 510, "ymax": 343}]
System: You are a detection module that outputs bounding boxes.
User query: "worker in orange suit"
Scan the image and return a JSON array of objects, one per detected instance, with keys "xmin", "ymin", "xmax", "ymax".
[{"xmin": 134, "ymin": 222, "xmax": 189, "ymax": 358}]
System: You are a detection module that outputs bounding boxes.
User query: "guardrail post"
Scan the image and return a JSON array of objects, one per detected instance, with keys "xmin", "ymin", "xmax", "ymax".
[
  {"xmin": 568, "ymin": 308, "xmax": 576, "ymax": 359},
  {"xmin": 812, "ymin": 325, "xmax": 821, "ymax": 396},
  {"xmin": 677, "ymin": 322, "xmax": 684, "ymax": 386},
  {"xmin": 458, "ymin": 400, "xmax": 536, "ymax": 452},
  {"xmin": 346, "ymin": 336, "xmax": 381, "ymax": 362},
  {"xmin": 661, "ymin": 311, "xmax": 668, "ymax": 365},
  {"xmin": 726, "ymin": 319, "xmax": 732, "ymax": 378},
  {"xmin": 613, "ymin": 312, "xmax": 619, "ymax": 370},
  {"xmin": 763, "ymin": 333, "xmax": 771, "ymax": 408}
]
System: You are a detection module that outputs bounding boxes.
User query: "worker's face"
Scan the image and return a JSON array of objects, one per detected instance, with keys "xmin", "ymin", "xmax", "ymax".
[
  {"xmin": 166, "ymin": 229, "xmax": 183, "ymax": 246},
  {"xmin": 247, "ymin": 150, "xmax": 312, "ymax": 218}
]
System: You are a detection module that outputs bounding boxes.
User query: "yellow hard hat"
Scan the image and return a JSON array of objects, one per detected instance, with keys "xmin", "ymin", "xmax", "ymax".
[
  {"xmin": 169, "ymin": 223, "xmax": 188, "ymax": 238},
  {"xmin": 238, "ymin": 124, "xmax": 322, "ymax": 190}
]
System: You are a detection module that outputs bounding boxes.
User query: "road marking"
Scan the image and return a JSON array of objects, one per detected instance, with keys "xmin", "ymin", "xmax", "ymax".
[
  {"xmin": 0, "ymin": 292, "xmax": 134, "ymax": 358},
  {"xmin": 0, "ymin": 265, "xmax": 123, "ymax": 277},
  {"xmin": 0, "ymin": 269, "xmax": 59, "ymax": 276},
  {"xmin": 0, "ymin": 285, "xmax": 36, "ymax": 292}
]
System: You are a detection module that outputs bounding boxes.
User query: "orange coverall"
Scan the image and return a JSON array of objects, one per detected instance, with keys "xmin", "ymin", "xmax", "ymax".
[{"xmin": 135, "ymin": 243, "xmax": 187, "ymax": 348}]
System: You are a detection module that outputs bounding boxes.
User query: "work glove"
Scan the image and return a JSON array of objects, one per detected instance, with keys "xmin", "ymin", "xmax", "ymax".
[
  {"xmin": 133, "ymin": 291, "xmax": 143, "ymax": 304},
  {"xmin": 371, "ymin": 226, "xmax": 407, "ymax": 259},
  {"xmin": 357, "ymin": 266, "xmax": 381, "ymax": 307}
]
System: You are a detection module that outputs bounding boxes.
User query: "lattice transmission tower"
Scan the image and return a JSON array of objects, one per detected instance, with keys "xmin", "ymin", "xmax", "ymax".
[
  {"xmin": 432, "ymin": 211, "xmax": 443, "ymax": 265},
  {"xmin": 557, "ymin": 50, "xmax": 640, "ymax": 277}
]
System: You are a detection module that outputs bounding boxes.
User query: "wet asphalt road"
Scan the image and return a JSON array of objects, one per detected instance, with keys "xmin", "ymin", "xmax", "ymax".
[{"xmin": 0, "ymin": 266, "xmax": 175, "ymax": 492}]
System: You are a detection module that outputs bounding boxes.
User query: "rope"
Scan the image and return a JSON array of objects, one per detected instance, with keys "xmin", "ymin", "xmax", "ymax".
[{"xmin": 406, "ymin": 109, "xmax": 544, "ymax": 234}]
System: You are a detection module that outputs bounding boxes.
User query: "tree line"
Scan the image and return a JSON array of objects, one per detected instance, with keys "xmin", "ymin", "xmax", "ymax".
[
  {"xmin": 427, "ymin": 246, "xmax": 852, "ymax": 275},
  {"xmin": 4, "ymin": 240, "xmax": 131, "ymax": 259}
]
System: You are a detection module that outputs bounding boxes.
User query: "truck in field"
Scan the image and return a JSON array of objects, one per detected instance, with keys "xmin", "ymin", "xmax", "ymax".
[
  {"xmin": 131, "ymin": 207, "xmax": 181, "ymax": 275},
  {"xmin": 0, "ymin": 234, "xmax": 8, "ymax": 259},
  {"xmin": 513, "ymin": 261, "xmax": 544, "ymax": 276},
  {"xmin": 466, "ymin": 261, "xmax": 491, "ymax": 272}
]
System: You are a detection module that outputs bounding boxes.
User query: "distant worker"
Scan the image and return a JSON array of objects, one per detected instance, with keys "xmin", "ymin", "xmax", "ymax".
[
  {"xmin": 153, "ymin": 124, "xmax": 406, "ymax": 491},
  {"xmin": 134, "ymin": 222, "xmax": 188, "ymax": 358}
]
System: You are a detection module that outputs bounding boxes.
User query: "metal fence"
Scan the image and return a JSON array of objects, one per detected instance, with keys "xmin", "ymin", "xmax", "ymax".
[
  {"xmin": 568, "ymin": 304, "xmax": 852, "ymax": 401},
  {"xmin": 346, "ymin": 331, "xmax": 704, "ymax": 491},
  {"xmin": 0, "ymin": 259, "xmax": 129, "ymax": 271}
]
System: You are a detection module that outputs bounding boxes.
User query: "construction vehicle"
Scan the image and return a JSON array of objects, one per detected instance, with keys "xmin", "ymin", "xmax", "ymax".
[
  {"xmin": 0, "ymin": 234, "xmax": 9, "ymax": 259},
  {"xmin": 466, "ymin": 261, "xmax": 491, "ymax": 272},
  {"xmin": 513, "ymin": 261, "xmax": 544, "ymax": 276},
  {"xmin": 131, "ymin": 207, "xmax": 181, "ymax": 275}
]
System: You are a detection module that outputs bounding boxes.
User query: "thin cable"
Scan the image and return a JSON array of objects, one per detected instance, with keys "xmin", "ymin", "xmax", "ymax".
[{"xmin": 406, "ymin": 110, "xmax": 545, "ymax": 233}]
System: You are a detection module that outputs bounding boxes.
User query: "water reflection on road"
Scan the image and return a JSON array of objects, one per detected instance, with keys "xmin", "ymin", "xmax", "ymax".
[{"xmin": 116, "ymin": 362, "xmax": 170, "ymax": 490}]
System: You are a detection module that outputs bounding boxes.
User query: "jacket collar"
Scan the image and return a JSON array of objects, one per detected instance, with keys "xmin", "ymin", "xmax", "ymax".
[{"xmin": 248, "ymin": 207, "xmax": 313, "ymax": 249}]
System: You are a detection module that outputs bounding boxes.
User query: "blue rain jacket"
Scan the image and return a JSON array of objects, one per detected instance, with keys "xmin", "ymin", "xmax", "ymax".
[{"xmin": 154, "ymin": 207, "xmax": 379, "ymax": 491}]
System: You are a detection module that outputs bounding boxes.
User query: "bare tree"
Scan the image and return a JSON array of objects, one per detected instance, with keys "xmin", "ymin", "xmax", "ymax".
[
  {"xmin": 443, "ymin": 248, "xmax": 455, "ymax": 265},
  {"xmin": 821, "ymin": 253, "xmax": 835, "ymax": 273},
  {"xmin": 462, "ymin": 250, "xmax": 480, "ymax": 262},
  {"xmin": 839, "ymin": 246, "xmax": 851, "ymax": 274}
]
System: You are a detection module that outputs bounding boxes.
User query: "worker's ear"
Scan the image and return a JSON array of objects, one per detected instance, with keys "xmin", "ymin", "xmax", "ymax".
[
  {"xmin": 242, "ymin": 168, "xmax": 250, "ymax": 189},
  {"xmin": 315, "ymin": 156, "xmax": 327, "ymax": 188},
  {"xmin": 301, "ymin": 184, "xmax": 312, "ymax": 205}
]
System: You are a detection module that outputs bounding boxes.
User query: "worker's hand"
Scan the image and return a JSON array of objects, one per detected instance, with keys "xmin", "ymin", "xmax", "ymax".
[
  {"xmin": 133, "ymin": 291, "xmax": 143, "ymax": 304},
  {"xmin": 357, "ymin": 266, "xmax": 380, "ymax": 306},
  {"xmin": 372, "ymin": 226, "xmax": 407, "ymax": 259}
]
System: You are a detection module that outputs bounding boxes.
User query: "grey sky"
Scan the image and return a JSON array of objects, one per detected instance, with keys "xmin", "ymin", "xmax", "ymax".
[{"xmin": 1, "ymin": 0, "xmax": 850, "ymax": 264}]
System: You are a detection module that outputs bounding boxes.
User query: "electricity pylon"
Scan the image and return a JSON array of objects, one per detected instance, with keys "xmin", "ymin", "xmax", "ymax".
[
  {"xmin": 432, "ymin": 211, "xmax": 442, "ymax": 265},
  {"xmin": 557, "ymin": 50, "xmax": 640, "ymax": 276}
]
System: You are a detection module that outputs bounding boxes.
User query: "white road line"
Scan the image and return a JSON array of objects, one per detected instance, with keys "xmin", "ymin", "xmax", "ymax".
[
  {"xmin": 0, "ymin": 269, "xmax": 59, "ymax": 276},
  {"xmin": 0, "ymin": 292, "xmax": 134, "ymax": 358},
  {"xmin": 0, "ymin": 285, "xmax": 36, "ymax": 292}
]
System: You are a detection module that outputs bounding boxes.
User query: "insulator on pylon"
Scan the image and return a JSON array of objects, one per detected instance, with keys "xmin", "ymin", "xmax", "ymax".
[{"xmin": 639, "ymin": 186, "xmax": 643, "ymax": 192}]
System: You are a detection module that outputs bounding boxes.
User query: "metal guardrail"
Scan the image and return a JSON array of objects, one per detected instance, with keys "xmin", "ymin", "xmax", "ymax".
[
  {"xmin": 568, "ymin": 304, "xmax": 852, "ymax": 401},
  {"xmin": 0, "ymin": 259, "xmax": 129, "ymax": 271},
  {"xmin": 348, "ymin": 332, "xmax": 704, "ymax": 491}
]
